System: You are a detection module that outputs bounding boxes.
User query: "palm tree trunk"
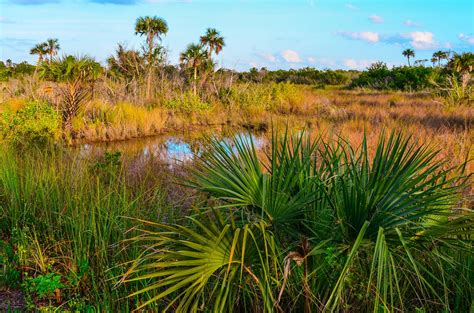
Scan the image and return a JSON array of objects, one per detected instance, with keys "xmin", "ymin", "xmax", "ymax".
[
  {"xmin": 146, "ymin": 67, "xmax": 153, "ymax": 100},
  {"xmin": 407, "ymin": 57, "xmax": 411, "ymax": 67},
  {"xmin": 34, "ymin": 55, "xmax": 42, "ymax": 76},
  {"xmin": 146, "ymin": 34, "xmax": 154, "ymax": 100},
  {"xmin": 193, "ymin": 66, "xmax": 197, "ymax": 96}
]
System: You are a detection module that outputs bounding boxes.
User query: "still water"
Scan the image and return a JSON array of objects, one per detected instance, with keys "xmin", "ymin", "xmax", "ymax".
[{"xmin": 80, "ymin": 130, "xmax": 267, "ymax": 165}]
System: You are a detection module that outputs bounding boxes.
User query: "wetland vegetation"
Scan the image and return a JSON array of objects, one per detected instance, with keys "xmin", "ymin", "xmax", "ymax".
[{"xmin": 0, "ymin": 13, "xmax": 473, "ymax": 313}]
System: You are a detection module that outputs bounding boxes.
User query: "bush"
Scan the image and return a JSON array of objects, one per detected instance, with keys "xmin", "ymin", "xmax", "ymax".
[
  {"xmin": 351, "ymin": 62, "xmax": 442, "ymax": 91},
  {"xmin": 0, "ymin": 101, "xmax": 61, "ymax": 146},
  {"xmin": 164, "ymin": 92, "xmax": 212, "ymax": 113}
]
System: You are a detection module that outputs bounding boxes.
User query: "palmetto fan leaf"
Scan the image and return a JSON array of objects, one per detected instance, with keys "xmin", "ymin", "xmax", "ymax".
[
  {"xmin": 187, "ymin": 132, "xmax": 315, "ymax": 227},
  {"xmin": 320, "ymin": 131, "xmax": 462, "ymax": 242},
  {"xmin": 124, "ymin": 129, "xmax": 472, "ymax": 312},
  {"xmin": 122, "ymin": 214, "xmax": 278, "ymax": 312}
]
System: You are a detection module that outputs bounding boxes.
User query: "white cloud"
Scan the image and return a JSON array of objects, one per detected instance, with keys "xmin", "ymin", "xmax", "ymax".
[
  {"xmin": 343, "ymin": 59, "xmax": 375, "ymax": 70},
  {"xmin": 282, "ymin": 50, "xmax": 301, "ymax": 63},
  {"xmin": 307, "ymin": 56, "xmax": 316, "ymax": 64},
  {"xmin": 403, "ymin": 20, "xmax": 419, "ymax": 27},
  {"xmin": 338, "ymin": 31, "xmax": 380, "ymax": 43},
  {"xmin": 459, "ymin": 33, "xmax": 474, "ymax": 45},
  {"xmin": 263, "ymin": 53, "xmax": 276, "ymax": 62},
  {"xmin": 404, "ymin": 31, "xmax": 436, "ymax": 49},
  {"xmin": 368, "ymin": 15, "xmax": 383, "ymax": 24}
]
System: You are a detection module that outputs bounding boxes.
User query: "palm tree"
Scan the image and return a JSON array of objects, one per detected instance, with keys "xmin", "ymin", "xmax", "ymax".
[
  {"xmin": 135, "ymin": 16, "xmax": 168, "ymax": 99},
  {"xmin": 432, "ymin": 50, "xmax": 449, "ymax": 67},
  {"xmin": 200, "ymin": 28, "xmax": 225, "ymax": 60},
  {"xmin": 30, "ymin": 42, "xmax": 48, "ymax": 65},
  {"xmin": 430, "ymin": 57, "xmax": 437, "ymax": 67},
  {"xmin": 448, "ymin": 52, "xmax": 474, "ymax": 87},
  {"xmin": 402, "ymin": 48, "xmax": 415, "ymax": 66},
  {"xmin": 180, "ymin": 43, "xmax": 208, "ymax": 96},
  {"xmin": 45, "ymin": 38, "xmax": 60, "ymax": 62},
  {"xmin": 39, "ymin": 55, "xmax": 102, "ymax": 131}
]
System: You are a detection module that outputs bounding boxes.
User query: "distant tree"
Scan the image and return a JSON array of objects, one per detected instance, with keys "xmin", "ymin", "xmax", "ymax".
[
  {"xmin": 135, "ymin": 16, "xmax": 168, "ymax": 99},
  {"xmin": 180, "ymin": 43, "xmax": 208, "ymax": 96},
  {"xmin": 45, "ymin": 38, "xmax": 60, "ymax": 62},
  {"xmin": 30, "ymin": 42, "xmax": 48, "ymax": 64},
  {"xmin": 430, "ymin": 57, "xmax": 437, "ymax": 67},
  {"xmin": 414, "ymin": 59, "xmax": 428, "ymax": 66},
  {"xmin": 432, "ymin": 51, "xmax": 449, "ymax": 67},
  {"xmin": 402, "ymin": 48, "xmax": 415, "ymax": 66},
  {"xmin": 200, "ymin": 28, "xmax": 225, "ymax": 61}
]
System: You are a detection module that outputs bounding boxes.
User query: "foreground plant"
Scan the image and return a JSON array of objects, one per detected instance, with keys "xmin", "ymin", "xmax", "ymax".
[{"xmin": 123, "ymin": 130, "xmax": 473, "ymax": 312}]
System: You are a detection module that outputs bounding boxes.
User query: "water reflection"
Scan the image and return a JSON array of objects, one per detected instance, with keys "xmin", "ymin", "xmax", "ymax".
[{"xmin": 80, "ymin": 131, "xmax": 266, "ymax": 167}]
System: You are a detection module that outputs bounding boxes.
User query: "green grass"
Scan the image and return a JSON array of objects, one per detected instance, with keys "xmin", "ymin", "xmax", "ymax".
[{"xmin": 0, "ymin": 147, "xmax": 173, "ymax": 310}]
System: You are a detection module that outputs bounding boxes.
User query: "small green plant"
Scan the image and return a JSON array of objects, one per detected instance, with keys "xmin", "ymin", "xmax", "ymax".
[
  {"xmin": 23, "ymin": 273, "xmax": 65, "ymax": 302},
  {"xmin": 29, "ymin": 273, "xmax": 65, "ymax": 299}
]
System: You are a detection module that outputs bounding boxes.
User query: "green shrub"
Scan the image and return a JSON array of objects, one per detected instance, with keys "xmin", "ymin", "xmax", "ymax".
[
  {"xmin": 350, "ymin": 62, "xmax": 443, "ymax": 91},
  {"xmin": 164, "ymin": 91, "xmax": 212, "ymax": 113},
  {"xmin": 0, "ymin": 101, "xmax": 61, "ymax": 146}
]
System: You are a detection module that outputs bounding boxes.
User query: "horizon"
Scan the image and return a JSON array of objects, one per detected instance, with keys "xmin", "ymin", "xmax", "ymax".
[{"xmin": 1, "ymin": 0, "xmax": 473, "ymax": 70}]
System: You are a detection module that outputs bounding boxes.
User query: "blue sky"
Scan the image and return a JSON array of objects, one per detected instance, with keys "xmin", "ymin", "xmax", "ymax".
[{"xmin": 1, "ymin": 0, "xmax": 473, "ymax": 70}]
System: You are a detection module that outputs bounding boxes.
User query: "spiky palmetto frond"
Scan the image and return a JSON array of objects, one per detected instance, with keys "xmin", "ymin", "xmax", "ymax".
[{"xmin": 124, "ymin": 129, "xmax": 473, "ymax": 312}]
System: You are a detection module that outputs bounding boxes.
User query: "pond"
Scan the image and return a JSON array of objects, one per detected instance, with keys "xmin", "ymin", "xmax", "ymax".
[{"xmin": 79, "ymin": 130, "xmax": 267, "ymax": 167}]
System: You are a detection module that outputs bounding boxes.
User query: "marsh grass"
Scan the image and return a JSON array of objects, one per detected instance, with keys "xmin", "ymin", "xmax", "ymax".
[{"xmin": 0, "ymin": 146, "xmax": 177, "ymax": 310}]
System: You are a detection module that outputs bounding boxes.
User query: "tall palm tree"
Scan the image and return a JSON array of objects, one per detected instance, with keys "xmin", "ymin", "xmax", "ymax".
[
  {"xmin": 402, "ymin": 48, "xmax": 415, "ymax": 66},
  {"xmin": 30, "ymin": 42, "xmax": 48, "ymax": 65},
  {"xmin": 135, "ymin": 16, "xmax": 168, "ymax": 99},
  {"xmin": 432, "ymin": 50, "xmax": 449, "ymax": 67},
  {"xmin": 45, "ymin": 38, "xmax": 60, "ymax": 62},
  {"xmin": 180, "ymin": 43, "xmax": 207, "ymax": 96},
  {"xmin": 200, "ymin": 28, "xmax": 225, "ymax": 60}
]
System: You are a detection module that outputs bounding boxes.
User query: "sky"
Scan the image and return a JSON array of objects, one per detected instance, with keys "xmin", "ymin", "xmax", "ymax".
[{"xmin": 0, "ymin": 0, "xmax": 473, "ymax": 70}]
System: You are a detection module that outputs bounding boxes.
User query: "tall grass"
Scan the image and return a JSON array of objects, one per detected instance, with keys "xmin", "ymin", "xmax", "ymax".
[{"xmin": 0, "ymin": 147, "xmax": 173, "ymax": 310}]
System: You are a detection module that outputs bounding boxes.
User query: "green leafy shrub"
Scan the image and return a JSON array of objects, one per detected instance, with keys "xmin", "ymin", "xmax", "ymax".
[
  {"xmin": 0, "ymin": 101, "xmax": 61, "ymax": 146},
  {"xmin": 351, "ymin": 62, "xmax": 442, "ymax": 91},
  {"xmin": 164, "ymin": 91, "xmax": 212, "ymax": 113}
]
